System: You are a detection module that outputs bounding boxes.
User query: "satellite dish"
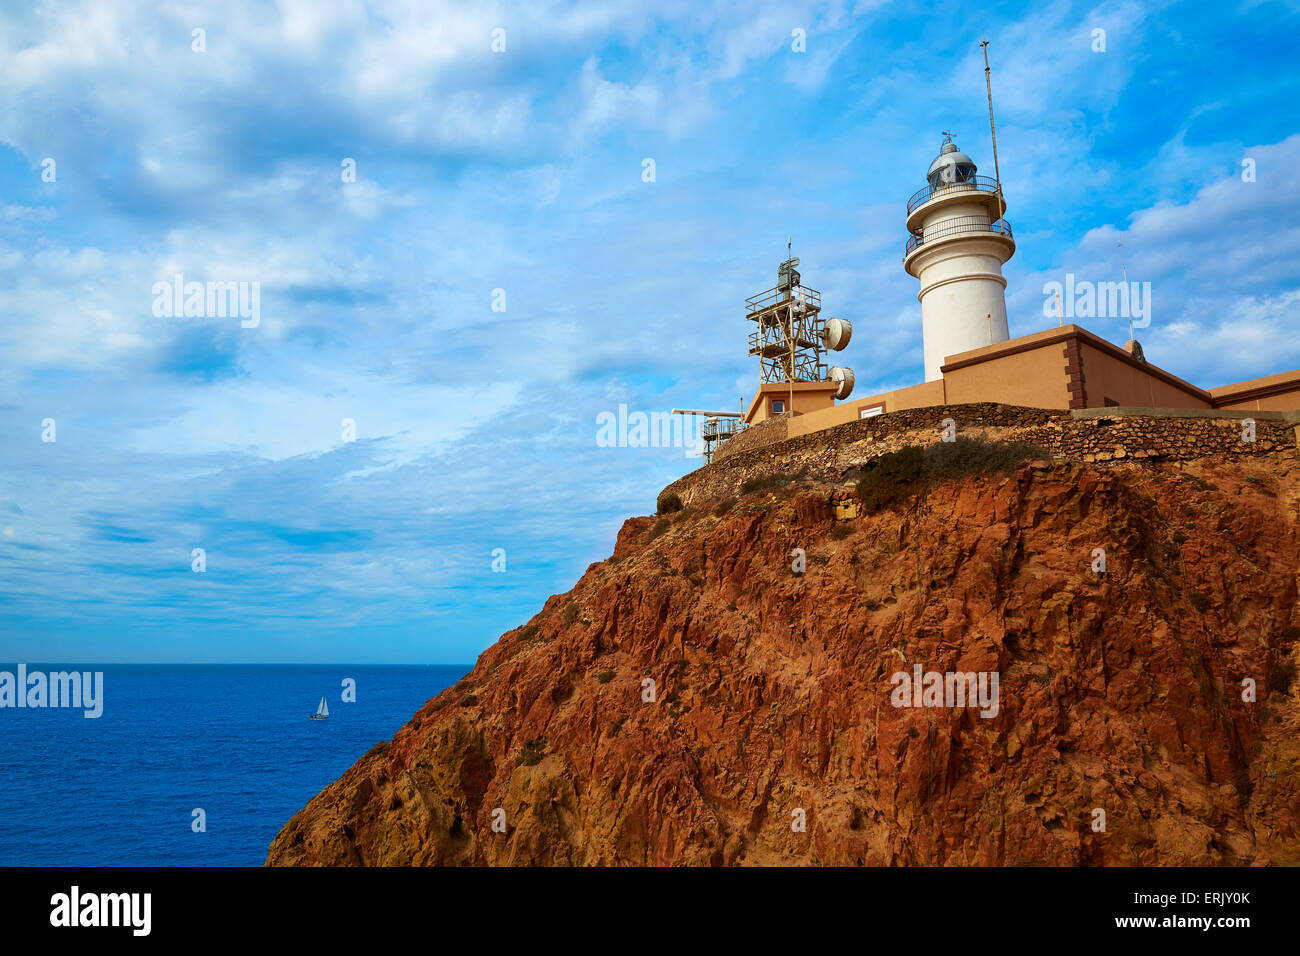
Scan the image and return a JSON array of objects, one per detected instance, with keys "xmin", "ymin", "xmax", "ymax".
[
  {"xmin": 829, "ymin": 366, "xmax": 855, "ymax": 399},
  {"xmin": 821, "ymin": 317, "xmax": 852, "ymax": 351}
]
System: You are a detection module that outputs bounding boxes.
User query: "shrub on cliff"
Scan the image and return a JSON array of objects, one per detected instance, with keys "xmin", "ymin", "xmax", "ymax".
[
  {"xmin": 855, "ymin": 445, "xmax": 924, "ymax": 512},
  {"xmin": 516, "ymin": 738, "xmax": 546, "ymax": 767},
  {"xmin": 740, "ymin": 473, "xmax": 790, "ymax": 495},
  {"xmin": 855, "ymin": 438, "xmax": 1048, "ymax": 513},
  {"xmin": 924, "ymin": 436, "xmax": 1047, "ymax": 480},
  {"xmin": 657, "ymin": 491, "xmax": 683, "ymax": 514}
]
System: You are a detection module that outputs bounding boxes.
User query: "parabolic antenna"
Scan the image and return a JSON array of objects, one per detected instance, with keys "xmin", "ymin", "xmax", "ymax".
[
  {"xmin": 829, "ymin": 366, "xmax": 855, "ymax": 399},
  {"xmin": 821, "ymin": 317, "xmax": 853, "ymax": 351}
]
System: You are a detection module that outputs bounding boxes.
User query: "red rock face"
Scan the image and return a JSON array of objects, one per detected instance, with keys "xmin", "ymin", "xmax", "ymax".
[{"xmin": 266, "ymin": 451, "xmax": 1300, "ymax": 866}]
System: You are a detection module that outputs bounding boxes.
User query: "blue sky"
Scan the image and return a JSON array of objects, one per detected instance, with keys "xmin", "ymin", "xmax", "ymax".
[{"xmin": 2, "ymin": 0, "xmax": 1298, "ymax": 663}]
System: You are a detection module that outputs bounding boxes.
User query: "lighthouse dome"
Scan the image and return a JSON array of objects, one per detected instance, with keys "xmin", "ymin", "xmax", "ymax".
[{"xmin": 926, "ymin": 139, "xmax": 978, "ymax": 187}]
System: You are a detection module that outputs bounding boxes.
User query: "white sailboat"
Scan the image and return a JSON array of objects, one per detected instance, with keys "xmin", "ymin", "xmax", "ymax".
[{"xmin": 310, "ymin": 695, "xmax": 330, "ymax": 720}]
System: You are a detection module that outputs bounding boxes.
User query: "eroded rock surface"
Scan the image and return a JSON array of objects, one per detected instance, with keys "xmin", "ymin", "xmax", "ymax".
[{"xmin": 267, "ymin": 417, "xmax": 1300, "ymax": 866}]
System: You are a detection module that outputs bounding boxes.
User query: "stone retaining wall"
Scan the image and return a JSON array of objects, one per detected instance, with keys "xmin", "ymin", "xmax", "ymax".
[
  {"xmin": 712, "ymin": 412, "xmax": 788, "ymax": 462},
  {"xmin": 664, "ymin": 402, "xmax": 1299, "ymax": 507}
]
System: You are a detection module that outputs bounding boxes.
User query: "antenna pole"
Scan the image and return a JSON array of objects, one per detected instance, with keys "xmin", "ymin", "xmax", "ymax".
[
  {"xmin": 981, "ymin": 38, "xmax": 1003, "ymax": 230},
  {"xmin": 789, "ymin": 304, "xmax": 795, "ymax": 416},
  {"xmin": 788, "ymin": 237, "xmax": 794, "ymax": 415}
]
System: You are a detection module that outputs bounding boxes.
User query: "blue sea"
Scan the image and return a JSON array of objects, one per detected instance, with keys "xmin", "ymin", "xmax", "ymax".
[{"xmin": 0, "ymin": 664, "xmax": 468, "ymax": 866}]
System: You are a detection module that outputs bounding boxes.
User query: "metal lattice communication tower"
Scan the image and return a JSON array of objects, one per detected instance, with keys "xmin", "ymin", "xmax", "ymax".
[
  {"xmin": 745, "ymin": 257, "xmax": 826, "ymax": 386},
  {"xmin": 701, "ymin": 416, "xmax": 742, "ymax": 465},
  {"xmin": 670, "ymin": 407, "xmax": 745, "ymax": 466}
]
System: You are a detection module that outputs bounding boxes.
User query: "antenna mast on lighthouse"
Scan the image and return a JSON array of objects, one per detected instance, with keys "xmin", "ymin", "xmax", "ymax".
[{"xmin": 981, "ymin": 38, "xmax": 1003, "ymax": 231}]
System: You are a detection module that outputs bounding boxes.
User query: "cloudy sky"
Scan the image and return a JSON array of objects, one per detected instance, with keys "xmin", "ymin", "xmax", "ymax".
[{"xmin": 1, "ymin": 0, "xmax": 1297, "ymax": 663}]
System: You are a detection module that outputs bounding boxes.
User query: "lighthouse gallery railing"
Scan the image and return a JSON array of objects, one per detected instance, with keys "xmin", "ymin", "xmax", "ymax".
[
  {"xmin": 906, "ymin": 175, "xmax": 1003, "ymax": 215},
  {"xmin": 904, "ymin": 217, "xmax": 1013, "ymax": 258}
]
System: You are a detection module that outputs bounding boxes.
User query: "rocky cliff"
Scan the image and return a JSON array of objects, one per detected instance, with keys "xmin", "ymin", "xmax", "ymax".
[{"xmin": 267, "ymin": 406, "xmax": 1300, "ymax": 866}]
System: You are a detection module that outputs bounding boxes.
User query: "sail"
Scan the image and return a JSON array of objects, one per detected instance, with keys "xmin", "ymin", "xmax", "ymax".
[{"xmin": 317, "ymin": 695, "xmax": 329, "ymax": 717}]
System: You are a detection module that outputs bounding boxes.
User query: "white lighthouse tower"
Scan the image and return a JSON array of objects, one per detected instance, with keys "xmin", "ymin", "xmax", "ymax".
[{"xmin": 903, "ymin": 133, "xmax": 1015, "ymax": 381}]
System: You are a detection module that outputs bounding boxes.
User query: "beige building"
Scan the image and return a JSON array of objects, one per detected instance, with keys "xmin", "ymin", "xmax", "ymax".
[{"xmin": 743, "ymin": 323, "xmax": 1300, "ymax": 440}]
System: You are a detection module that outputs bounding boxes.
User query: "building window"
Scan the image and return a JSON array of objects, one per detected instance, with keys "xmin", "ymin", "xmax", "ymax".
[
  {"xmin": 859, "ymin": 404, "xmax": 885, "ymax": 419},
  {"xmin": 771, "ymin": 400, "xmax": 785, "ymax": 414}
]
